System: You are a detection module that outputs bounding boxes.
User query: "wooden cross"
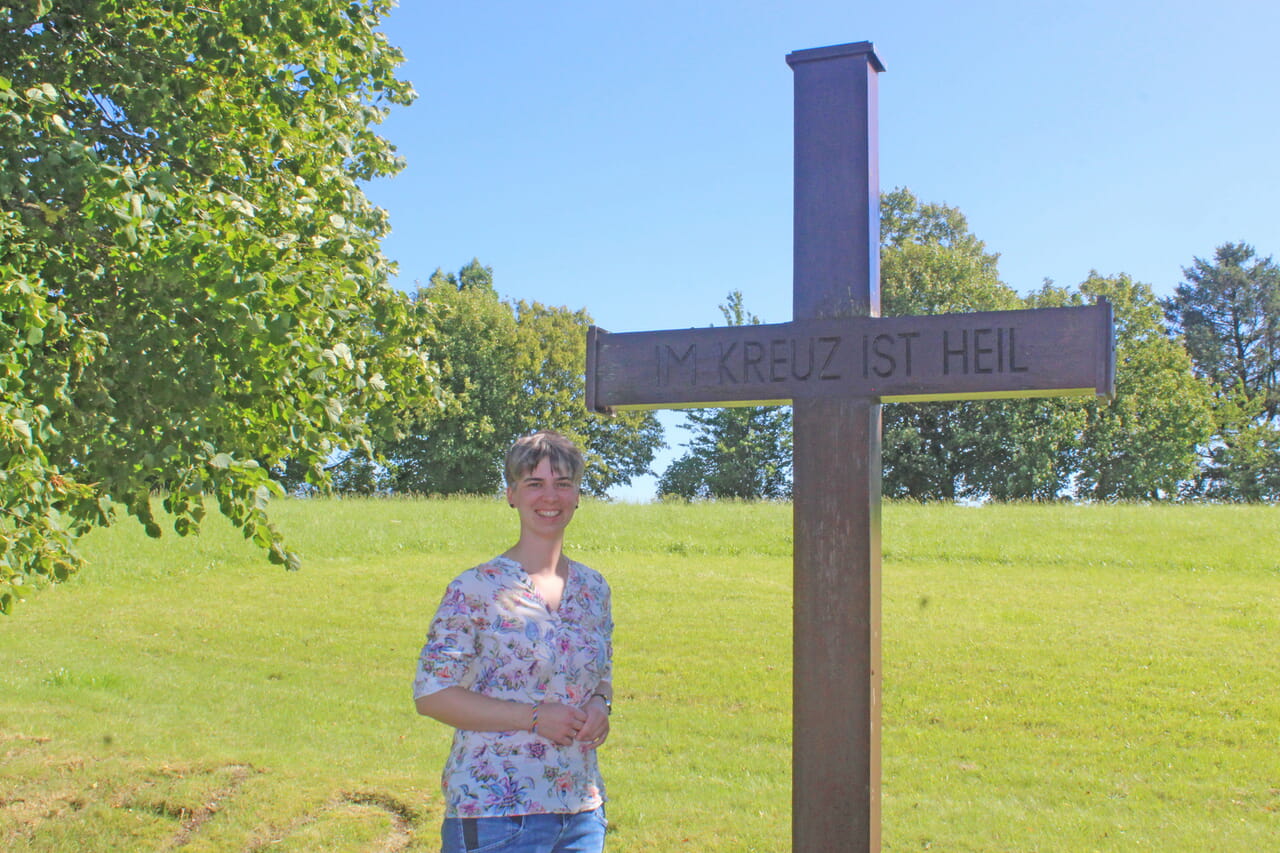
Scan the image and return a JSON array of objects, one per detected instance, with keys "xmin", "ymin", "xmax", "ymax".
[{"xmin": 585, "ymin": 41, "xmax": 1115, "ymax": 852}]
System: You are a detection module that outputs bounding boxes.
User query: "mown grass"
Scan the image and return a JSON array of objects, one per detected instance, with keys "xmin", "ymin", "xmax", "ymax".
[{"xmin": 1, "ymin": 499, "xmax": 1277, "ymax": 851}]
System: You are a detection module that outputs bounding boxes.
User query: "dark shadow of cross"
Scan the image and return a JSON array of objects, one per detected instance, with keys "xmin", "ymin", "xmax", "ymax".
[{"xmin": 585, "ymin": 41, "xmax": 1115, "ymax": 853}]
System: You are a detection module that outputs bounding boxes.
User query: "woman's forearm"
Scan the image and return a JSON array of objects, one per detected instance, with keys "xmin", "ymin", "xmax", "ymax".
[
  {"xmin": 415, "ymin": 687, "xmax": 588, "ymax": 746},
  {"xmin": 415, "ymin": 686, "xmax": 534, "ymax": 732}
]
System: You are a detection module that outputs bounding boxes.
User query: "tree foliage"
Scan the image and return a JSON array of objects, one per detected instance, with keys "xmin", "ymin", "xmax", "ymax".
[
  {"xmin": 377, "ymin": 262, "xmax": 664, "ymax": 498},
  {"xmin": 879, "ymin": 189, "xmax": 1216, "ymax": 502},
  {"xmin": 1, "ymin": 1, "xmax": 442, "ymax": 611},
  {"xmin": 1193, "ymin": 388, "xmax": 1280, "ymax": 501},
  {"xmin": 1163, "ymin": 242, "xmax": 1280, "ymax": 500},
  {"xmin": 510, "ymin": 299, "xmax": 665, "ymax": 497},
  {"xmin": 658, "ymin": 292, "xmax": 793, "ymax": 500},
  {"xmin": 1034, "ymin": 275, "xmax": 1215, "ymax": 500},
  {"xmin": 878, "ymin": 188, "xmax": 1225, "ymax": 501},
  {"xmin": 380, "ymin": 262, "xmax": 520, "ymax": 495},
  {"xmin": 1163, "ymin": 243, "xmax": 1280, "ymax": 422},
  {"xmin": 878, "ymin": 188, "xmax": 1069, "ymax": 500}
]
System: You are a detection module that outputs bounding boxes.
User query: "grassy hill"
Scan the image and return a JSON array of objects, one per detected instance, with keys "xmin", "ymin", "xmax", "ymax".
[{"xmin": 1, "ymin": 499, "xmax": 1276, "ymax": 851}]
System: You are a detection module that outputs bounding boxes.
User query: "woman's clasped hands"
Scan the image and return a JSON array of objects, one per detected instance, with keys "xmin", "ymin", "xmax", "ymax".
[{"xmin": 532, "ymin": 700, "xmax": 609, "ymax": 748}]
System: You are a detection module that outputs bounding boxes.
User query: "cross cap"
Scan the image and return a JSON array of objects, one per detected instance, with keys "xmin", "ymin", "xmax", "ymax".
[{"xmin": 785, "ymin": 41, "xmax": 886, "ymax": 72}]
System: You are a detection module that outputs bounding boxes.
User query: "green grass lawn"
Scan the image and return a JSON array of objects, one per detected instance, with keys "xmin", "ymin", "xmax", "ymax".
[{"xmin": 1, "ymin": 499, "xmax": 1276, "ymax": 851}]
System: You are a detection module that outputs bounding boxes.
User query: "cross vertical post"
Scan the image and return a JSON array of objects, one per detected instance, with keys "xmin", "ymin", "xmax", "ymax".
[
  {"xmin": 585, "ymin": 39, "xmax": 1112, "ymax": 852},
  {"xmin": 786, "ymin": 42, "xmax": 886, "ymax": 853}
]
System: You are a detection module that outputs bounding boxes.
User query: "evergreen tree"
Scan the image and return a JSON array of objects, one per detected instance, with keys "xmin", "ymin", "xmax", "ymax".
[
  {"xmin": 658, "ymin": 292, "xmax": 793, "ymax": 500},
  {"xmin": 1163, "ymin": 242, "xmax": 1280, "ymax": 500},
  {"xmin": 1163, "ymin": 243, "xmax": 1280, "ymax": 421}
]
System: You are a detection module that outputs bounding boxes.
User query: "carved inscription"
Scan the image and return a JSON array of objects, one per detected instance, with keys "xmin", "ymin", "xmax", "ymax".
[
  {"xmin": 657, "ymin": 343, "xmax": 697, "ymax": 386},
  {"xmin": 588, "ymin": 303, "xmax": 1114, "ymax": 412},
  {"xmin": 863, "ymin": 332, "xmax": 917, "ymax": 379},
  {"xmin": 942, "ymin": 328, "xmax": 1029, "ymax": 376},
  {"xmin": 654, "ymin": 327, "xmax": 1034, "ymax": 387},
  {"xmin": 658, "ymin": 336, "xmax": 843, "ymax": 387}
]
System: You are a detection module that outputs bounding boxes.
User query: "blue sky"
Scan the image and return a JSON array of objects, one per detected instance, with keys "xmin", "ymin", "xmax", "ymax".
[{"xmin": 366, "ymin": 0, "xmax": 1279, "ymax": 500}]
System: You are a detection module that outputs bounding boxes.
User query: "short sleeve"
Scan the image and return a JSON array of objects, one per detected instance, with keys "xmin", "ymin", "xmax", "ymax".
[{"xmin": 413, "ymin": 578, "xmax": 481, "ymax": 699}]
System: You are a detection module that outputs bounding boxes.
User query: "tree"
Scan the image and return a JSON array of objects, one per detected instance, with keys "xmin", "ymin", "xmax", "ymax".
[
  {"xmin": 1035, "ymin": 275, "xmax": 1215, "ymax": 500},
  {"xmin": 879, "ymin": 190, "xmax": 1213, "ymax": 502},
  {"xmin": 381, "ymin": 262, "xmax": 664, "ymax": 497},
  {"xmin": 658, "ymin": 292, "xmax": 793, "ymax": 500},
  {"xmin": 511, "ymin": 300, "xmax": 664, "ymax": 498},
  {"xmin": 657, "ymin": 406, "xmax": 793, "ymax": 500},
  {"xmin": 880, "ymin": 188, "xmax": 1013, "ymax": 312},
  {"xmin": 1163, "ymin": 243, "xmax": 1280, "ymax": 422},
  {"xmin": 384, "ymin": 263, "xmax": 523, "ymax": 494},
  {"xmin": 1, "ymin": 2, "xmax": 441, "ymax": 611},
  {"xmin": 877, "ymin": 188, "xmax": 1075, "ymax": 500},
  {"xmin": 1163, "ymin": 242, "xmax": 1280, "ymax": 500},
  {"xmin": 957, "ymin": 394, "xmax": 1085, "ymax": 502},
  {"xmin": 1192, "ymin": 386, "xmax": 1280, "ymax": 501}
]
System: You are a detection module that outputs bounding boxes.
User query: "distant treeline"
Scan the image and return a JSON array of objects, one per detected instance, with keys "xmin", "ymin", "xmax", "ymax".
[{"xmin": 324, "ymin": 190, "xmax": 1278, "ymax": 504}]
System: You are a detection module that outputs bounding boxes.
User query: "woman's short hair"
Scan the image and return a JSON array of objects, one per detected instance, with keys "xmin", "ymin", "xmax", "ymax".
[{"xmin": 504, "ymin": 431, "xmax": 585, "ymax": 487}]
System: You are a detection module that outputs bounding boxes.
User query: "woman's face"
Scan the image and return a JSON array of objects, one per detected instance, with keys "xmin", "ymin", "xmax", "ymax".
[{"xmin": 506, "ymin": 457, "xmax": 579, "ymax": 535}]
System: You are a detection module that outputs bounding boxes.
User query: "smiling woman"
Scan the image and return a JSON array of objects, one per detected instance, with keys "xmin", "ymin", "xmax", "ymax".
[{"xmin": 412, "ymin": 431, "xmax": 615, "ymax": 853}]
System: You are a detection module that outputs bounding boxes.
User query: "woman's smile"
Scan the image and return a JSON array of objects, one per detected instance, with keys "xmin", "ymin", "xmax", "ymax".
[{"xmin": 508, "ymin": 458, "xmax": 580, "ymax": 530}]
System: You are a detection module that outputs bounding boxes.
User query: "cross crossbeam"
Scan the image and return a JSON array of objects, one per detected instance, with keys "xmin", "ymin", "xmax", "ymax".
[{"xmin": 588, "ymin": 303, "xmax": 1113, "ymax": 412}]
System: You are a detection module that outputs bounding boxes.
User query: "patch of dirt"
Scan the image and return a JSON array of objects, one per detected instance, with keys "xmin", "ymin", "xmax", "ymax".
[
  {"xmin": 1, "ymin": 734, "xmax": 427, "ymax": 851},
  {"xmin": 114, "ymin": 762, "xmax": 257, "ymax": 850},
  {"xmin": 245, "ymin": 790, "xmax": 422, "ymax": 853}
]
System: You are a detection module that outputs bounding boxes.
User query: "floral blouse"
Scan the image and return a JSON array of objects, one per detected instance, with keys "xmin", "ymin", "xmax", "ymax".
[{"xmin": 413, "ymin": 555, "xmax": 613, "ymax": 817}]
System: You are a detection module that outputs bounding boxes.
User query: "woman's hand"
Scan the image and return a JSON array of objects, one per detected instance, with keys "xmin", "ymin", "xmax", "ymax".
[
  {"xmin": 533, "ymin": 701, "xmax": 588, "ymax": 747},
  {"xmin": 576, "ymin": 694, "xmax": 611, "ymax": 749}
]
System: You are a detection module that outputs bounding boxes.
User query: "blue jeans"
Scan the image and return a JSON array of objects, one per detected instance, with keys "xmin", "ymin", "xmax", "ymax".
[{"xmin": 441, "ymin": 806, "xmax": 607, "ymax": 853}]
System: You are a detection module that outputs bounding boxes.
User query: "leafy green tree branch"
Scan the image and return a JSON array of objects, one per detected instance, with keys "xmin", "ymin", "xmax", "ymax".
[{"xmin": 1, "ymin": 1, "xmax": 443, "ymax": 612}]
